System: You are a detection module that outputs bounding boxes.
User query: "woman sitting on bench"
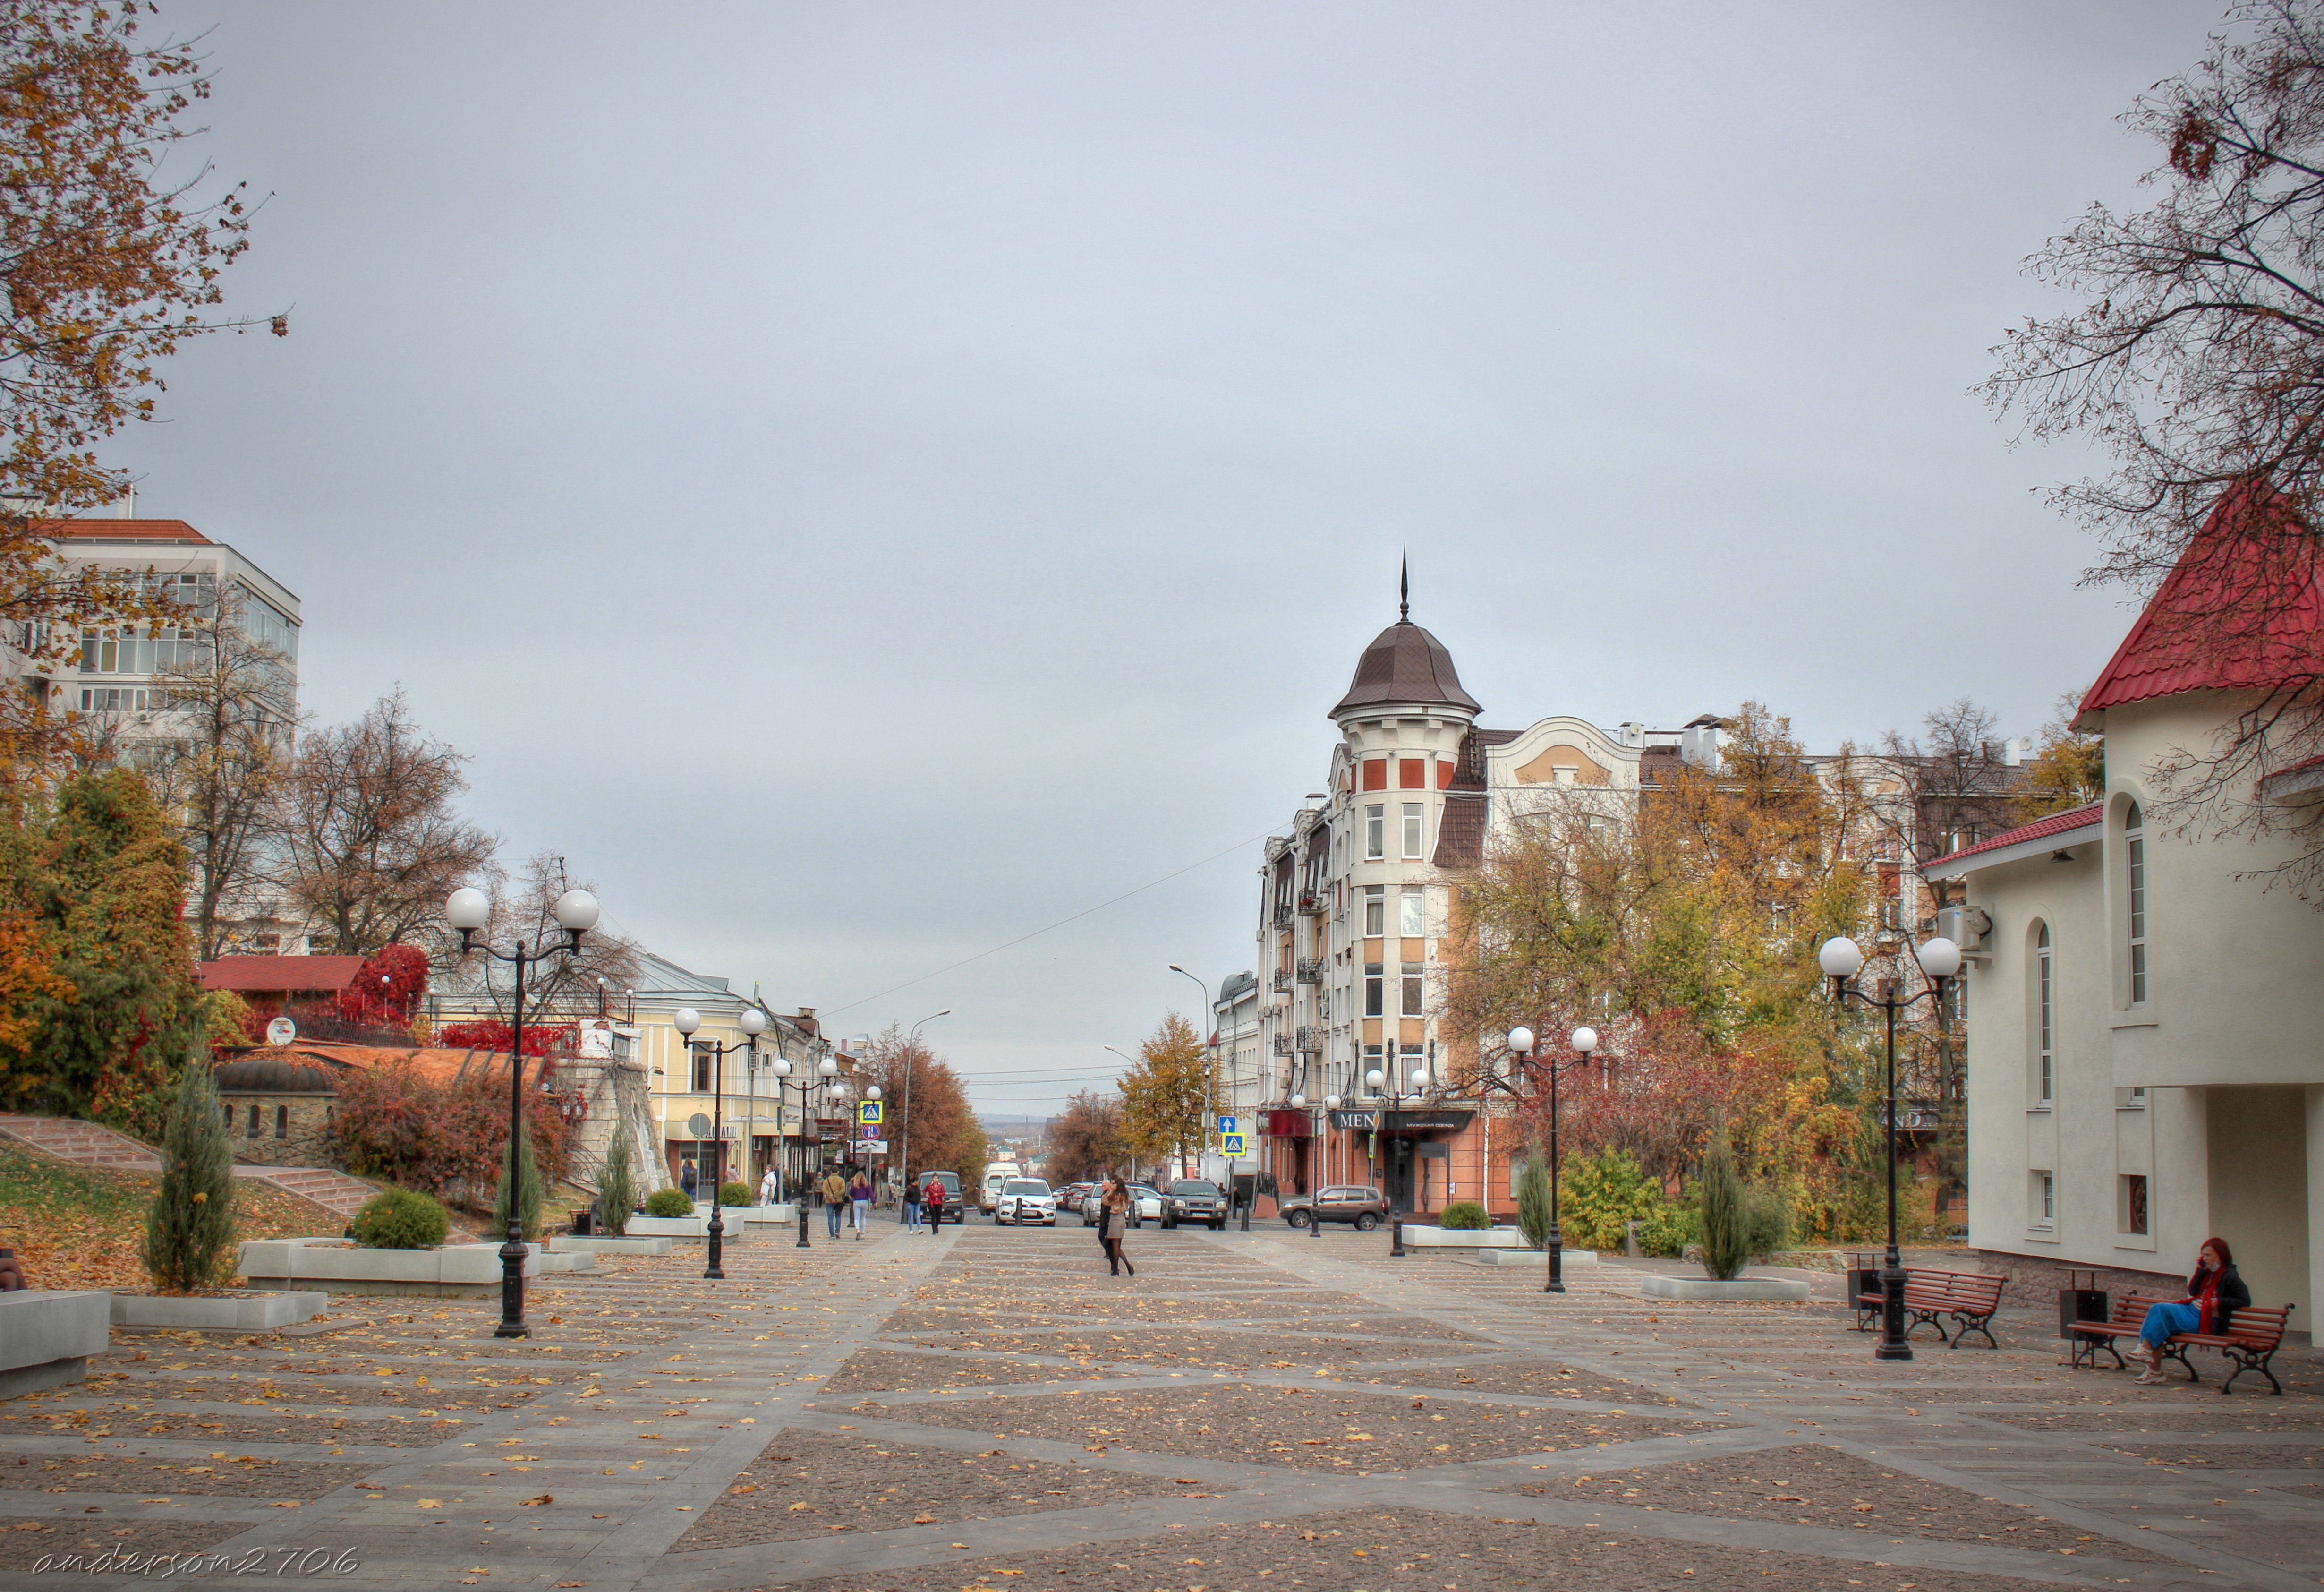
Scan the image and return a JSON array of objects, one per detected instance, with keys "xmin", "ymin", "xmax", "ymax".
[{"xmin": 2136, "ymin": 1237, "xmax": 2248, "ymax": 1386}]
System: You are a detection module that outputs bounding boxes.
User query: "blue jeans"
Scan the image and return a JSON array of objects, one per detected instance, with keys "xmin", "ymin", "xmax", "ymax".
[
  {"xmin": 825, "ymin": 1201, "xmax": 841, "ymax": 1237},
  {"xmin": 905, "ymin": 1202, "xmax": 922, "ymax": 1232},
  {"xmin": 2140, "ymin": 1300, "xmax": 2200, "ymax": 1347}
]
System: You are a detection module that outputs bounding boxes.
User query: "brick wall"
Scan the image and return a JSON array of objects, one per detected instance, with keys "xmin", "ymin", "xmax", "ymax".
[{"xmin": 220, "ymin": 1092, "xmax": 339, "ymax": 1168}]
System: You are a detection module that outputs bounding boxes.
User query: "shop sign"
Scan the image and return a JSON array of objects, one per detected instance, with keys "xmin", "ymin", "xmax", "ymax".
[{"xmin": 1328, "ymin": 1108, "xmax": 1380, "ymax": 1130}]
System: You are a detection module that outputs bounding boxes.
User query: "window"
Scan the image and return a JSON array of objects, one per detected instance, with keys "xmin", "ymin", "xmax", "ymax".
[
  {"xmin": 1363, "ymin": 885, "xmax": 1385, "ymax": 937},
  {"xmin": 1400, "ymin": 1042, "xmax": 1425, "ymax": 1086},
  {"xmin": 2121, "ymin": 1173, "xmax": 2149, "ymax": 1236},
  {"xmin": 1398, "ymin": 885, "xmax": 1425, "ymax": 937},
  {"xmin": 1400, "ymin": 962, "xmax": 1424, "ymax": 1017},
  {"xmin": 1401, "ymin": 802, "xmax": 1423, "ymax": 859},
  {"xmin": 1363, "ymin": 963, "xmax": 1384, "ymax": 1018},
  {"xmin": 691, "ymin": 1043, "xmax": 714, "ymax": 1092},
  {"xmin": 2125, "ymin": 802, "xmax": 2148, "ymax": 1004},
  {"xmin": 2035, "ymin": 923, "xmax": 2053, "ymax": 1106},
  {"xmin": 2032, "ymin": 1170, "xmax": 2055, "ymax": 1227},
  {"xmin": 1364, "ymin": 805, "xmax": 1385, "ymax": 860},
  {"xmin": 247, "ymin": 1104, "xmax": 260, "ymax": 1136},
  {"xmin": 274, "ymin": 1104, "xmax": 288, "ymax": 1139}
]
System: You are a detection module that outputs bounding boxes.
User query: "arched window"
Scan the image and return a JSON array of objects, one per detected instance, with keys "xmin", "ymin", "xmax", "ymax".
[
  {"xmin": 2124, "ymin": 801, "xmax": 2148, "ymax": 1005},
  {"xmin": 2035, "ymin": 923, "xmax": 2053, "ymax": 1105}
]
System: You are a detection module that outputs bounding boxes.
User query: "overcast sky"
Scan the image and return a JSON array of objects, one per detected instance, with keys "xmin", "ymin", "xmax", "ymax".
[{"xmin": 118, "ymin": 1, "xmax": 2222, "ymax": 1111}]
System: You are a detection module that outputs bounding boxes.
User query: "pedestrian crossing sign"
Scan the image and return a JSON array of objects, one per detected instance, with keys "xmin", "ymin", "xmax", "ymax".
[
  {"xmin": 1218, "ymin": 1131, "xmax": 1247, "ymax": 1155},
  {"xmin": 857, "ymin": 1101, "xmax": 883, "ymax": 1125}
]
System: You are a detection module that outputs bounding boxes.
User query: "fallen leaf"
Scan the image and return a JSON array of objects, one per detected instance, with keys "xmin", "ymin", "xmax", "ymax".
[{"xmin": 520, "ymin": 1495, "xmax": 553, "ymax": 1507}]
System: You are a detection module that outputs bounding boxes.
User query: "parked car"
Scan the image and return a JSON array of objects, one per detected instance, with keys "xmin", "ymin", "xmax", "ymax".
[
  {"xmin": 1277, "ymin": 1185, "xmax": 1388, "ymax": 1230},
  {"xmin": 1078, "ymin": 1183, "xmax": 1164, "ymax": 1226},
  {"xmin": 1057, "ymin": 1181, "xmax": 1094, "ymax": 1212},
  {"xmin": 916, "ymin": 1169, "xmax": 968, "ymax": 1224},
  {"xmin": 1161, "ymin": 1178, "xmax": 1228, "ymax": 1230},
  {"xmin": 994, "ymin": 1178, "xmax": 1057, "ymax": 1226}
]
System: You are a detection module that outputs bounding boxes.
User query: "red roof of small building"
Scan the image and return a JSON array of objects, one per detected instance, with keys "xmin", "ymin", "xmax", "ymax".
[
  {"xmin": 2076, "ymin": 485, "xmax": 2324, "ymax": 728},
  {"xmin": 43, "ymin": 517, "xmax": 213, "ymax": 544},
  {"xmin": 1924, "ymin": 803, "xmax": 2102, "ymax": 875},
  {"xmin": 199, "ymin": 955, "xmax": 368, "ymax": 996}
]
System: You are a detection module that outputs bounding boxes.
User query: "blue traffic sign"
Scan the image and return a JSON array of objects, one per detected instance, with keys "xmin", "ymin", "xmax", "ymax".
[{"xmin": 1217, "ymin": 1114, "xmax": 1237, "ymax": 1134}]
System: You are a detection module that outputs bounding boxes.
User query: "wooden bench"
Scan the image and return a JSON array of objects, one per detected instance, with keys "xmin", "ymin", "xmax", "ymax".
[
  {"xmin": 2067, "ymin": 1291, "xmax": 2295, "ymax": 1395},
  {"xmin": 1853, "ymin": 1267, "xmax": 2007, "ymax": 1348}
]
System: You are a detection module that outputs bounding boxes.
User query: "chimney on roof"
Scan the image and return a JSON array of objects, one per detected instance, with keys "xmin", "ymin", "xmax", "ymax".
[
  {"xmin": 794, "ymin": 1007, "xmax": 819, "ymax": 1037},
  {"xmin": 1679, "ymin": 714, "xmax": 1728, "ymax": 771}
]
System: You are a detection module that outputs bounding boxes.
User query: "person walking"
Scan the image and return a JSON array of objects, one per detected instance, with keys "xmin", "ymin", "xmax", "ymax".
[
  {"xmin": 820, "ymin": 1167, "xmax": 847, "ymax": 1239},
  {"xmin": 902, "ymin": 1172, "xmax": 923, "ymax": 1233},
  {"xmin": 1100, "ymin": 1178, "xmax": 1135, "ymax": 1278},
  {"xmin": 849, "ymin": 1169, "xmax": 873, "ymax": 1239},
  {"xmin": 758, "ymin": 1165, "xmax": 779, "ymax": 1207},
  {"xmin": 680, "ymin": 1159, "xmax": 698, "ymax": 1202},
  {"xmin": 923, "ymin": 1173, "xmax": 947, "ymax": 1233},
  {"xmin": 2135, "ymin": 1237, "xmax": 2249, "ymax": 1385}
]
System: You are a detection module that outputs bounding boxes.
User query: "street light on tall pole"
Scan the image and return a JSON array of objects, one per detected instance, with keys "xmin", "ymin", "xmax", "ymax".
[
  {"xmin": 1817, "ymin": 933, "xmax": 1961, "ymax": 1362},
  {"xmin": 443, "ymin": 884, "xmax": 600, "ymax": 1341},
  {"xmin": 1167, "ymin": 965, "xmax": 1214, "ymax": 1194},
  {"xmin": 1495, "ymin": 1025, "xmax": 1595, "ymax": 1293},
  {"xmin": 899, "ymin": 1010, "xmax": 950, "ymax": 1207},
  {"xmin": 674, "ymin": 1006, "xmax": 767, "ymax": 1281},
  {"xmin": 1102, "ymin": 1044, "xmax": 1141, "ymax": 1182},
  {"xmin": 770, "ymin": 1052, "xmax": 838, "ymax": 1249}
]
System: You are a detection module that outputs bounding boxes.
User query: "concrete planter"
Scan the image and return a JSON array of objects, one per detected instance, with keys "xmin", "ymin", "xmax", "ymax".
[
  {"xmin": 737, "ymin": 1203, "xmax": 798, "ymax": 1225},
  {"xmin": 110, "ymin": 1291, "xmax": 326, "ymax": 1331},
  {"xmin": 547, "ymin": 1234, "xmax": 673, "ymax": 1255},
  {"xmin": 0, "ymin": 1290, "xmax": 110, "ymax": 1400},
  {"xmin": 1641, "ymin": 1273, "xmax": 1812, "ymax": 1302},
  {"xmin": 625, "ymin": 1214, "xmax": 754, "ymax": 1242},
  {"xmin": 237, "ymin": 1237, "xmax": 544, "ymax": 1298},
  {"xmin": 1399, "ymin": 1224, "xmax": 1531, "ymax": 1249},
  {"xmin": 1474, "ymin": 1246, "xmax": 1599, "ymax": 1267}
]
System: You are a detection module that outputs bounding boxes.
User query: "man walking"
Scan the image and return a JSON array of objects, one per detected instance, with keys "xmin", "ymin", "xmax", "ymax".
[
  {"xmin": 902, "ymin": 1172, "xmax": 923, "ymax": 1233},
  {"xmin": 758, "ymin": 1165, "xmax": 779, "ymax": 1208},
  {"xmin": 820, "ymin": 1166, "xmax": 847, "ymax": 1239}
]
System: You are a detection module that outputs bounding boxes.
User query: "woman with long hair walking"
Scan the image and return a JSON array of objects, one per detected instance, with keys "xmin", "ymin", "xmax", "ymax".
[{"xmin": 1100, "ymin": 1178, "xmax": 1135, "ymax": 1278}]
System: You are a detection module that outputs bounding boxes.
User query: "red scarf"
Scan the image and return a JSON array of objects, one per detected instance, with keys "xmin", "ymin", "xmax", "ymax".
[{"xmin": 2189, "ymin": 1265, "xmax": 2223, "ymax": 1334}]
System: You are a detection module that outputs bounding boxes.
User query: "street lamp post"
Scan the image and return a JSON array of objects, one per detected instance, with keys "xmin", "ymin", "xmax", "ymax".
[
  {"xmin": 771, "ymin": 1053, "xmax": 839, "ymax": 1249},
  {"xmin": 1167, "ymin": 966, "xmax": 1215, "ymax": 1197},
  {"xmin": 674, "ymin": 1006, "xmax": 767, "ymax": 1281},
  {"xmin": 1497, "ymin": 1025, "xmax": 1595, "ymax": 1294},
  {"xmin": 1817, "ymin": 933, "xmax": 1962, "ymax": 1362},
  {"xmin": 443, "ymin": 884, "xmax": 601, "ymax": 1340}
]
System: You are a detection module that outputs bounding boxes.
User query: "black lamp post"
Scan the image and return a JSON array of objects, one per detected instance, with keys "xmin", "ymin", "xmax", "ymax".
[
  {"xmin": 1290, "ymin": 1091, "xmax": 1332, "ymax": 1241},
  {"xmin": 1494, "ymin": 1025, "xmax": 1595, "ymax": 1294},
  {"xmin": 771, "ymin": 1052, "xmax": 839, "ymax": 1249},
  {"xmin": 443, "ymin": 883, "xmax": 600, "ymax": 1340},
  {"xmin": 1817, "ymin": 932, "xmax": 1962, "ymax": 1362},
  {"xmin": 675, "ymin": 1005, "xmax": 767, "ymax": 1281}
]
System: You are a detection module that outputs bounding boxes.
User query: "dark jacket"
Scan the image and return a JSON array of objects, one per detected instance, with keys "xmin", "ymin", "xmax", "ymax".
[{"xmin": 2190, "ymin": 1263, "xmax": 2252, "ymax": 1332}]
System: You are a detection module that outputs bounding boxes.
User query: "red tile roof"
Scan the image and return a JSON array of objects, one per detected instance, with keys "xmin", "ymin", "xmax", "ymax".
[
  {"xmin": 42, "ymin": 517, "xmax": 213, "ymax": 544},
  {"xmin": 1924, "ymin": 803, "xmax": 2101, "ymax": 874},
  {"xmin": 199, "ymin": 955, "xmax": 368, "ymax": 995},
  {"xmin": 2077, "ymin": 485, "xmax": 2324, "ymax": 727}
]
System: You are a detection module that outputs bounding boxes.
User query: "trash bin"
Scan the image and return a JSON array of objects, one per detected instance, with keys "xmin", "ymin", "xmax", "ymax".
[
  {"xmin": 2059, "ymin": 1268, "xmax": 2107, "ymax": 1339},
  {"xmin": 571, "ymin": 1208, "xmax": 595, "ymax": 1237}
]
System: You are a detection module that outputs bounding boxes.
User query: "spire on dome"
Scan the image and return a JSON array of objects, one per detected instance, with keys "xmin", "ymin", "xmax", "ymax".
[
  {"xmin": 1329, "ymin": 566, "xmax": 1480, "ymax": 720},
  {"xmin": 1399, "ymin": 552, "xmax": 1409, "ymax": 622}
]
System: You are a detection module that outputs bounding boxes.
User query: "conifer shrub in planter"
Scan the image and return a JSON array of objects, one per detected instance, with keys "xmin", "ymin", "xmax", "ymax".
[
  {"xmin": 1515, "ymin": 1151, "xmax": 1552, "ymax": 1250},
  {"xmin": 643, "ymin": 1188, "xmax": 695, "ymax": 1218},
  {"xmin": 350, "ymin": 1188, "xmax": 451, "ymax": 1250},
  {"xmin": 491, "ymin": 1130, "xmax": 545, "ymax": 1239},
  {"xmin": 143, "ymin": 1062, "xmax": 238, "ymax": 1293},
  {"xmin": 1696, "ymin": 1133, "xmax": 1789, "ymax": 1281},
  {"xmin": 597, "ymin": 1130, "xmax": 637, "ymax": 1236},
  {"xmin": 1439, "ymin": 1201, "xmax": 1490, "ymax": 1230}
]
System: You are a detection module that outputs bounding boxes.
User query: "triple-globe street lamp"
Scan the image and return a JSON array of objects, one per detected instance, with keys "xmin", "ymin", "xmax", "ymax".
[
  {"xmin": 443, "ymin": 884, "xmax": 601, "ymax": 1340},
  {"xmin": 1816, "ymin": 932, "xmax": 1961, "ymax": 1362},
  {"xmin": 1493, "ymin": 1025, "xmax": 1598, "ymax": 1294},
  {"xmin": 1363, "ymin": 1060, "xmax": 1435, "ymax": 1257},
  {"xmin": 1288, "ymin": 1091, "xmax": 1341, "ymax": 1242},
  {"xmin": 673, "ymin": 1005, "xmax": 767, "ymax": 1282},
  {"xmin": 771, "ymin": 1053, "xmax": 840, "ymax": 1248}
]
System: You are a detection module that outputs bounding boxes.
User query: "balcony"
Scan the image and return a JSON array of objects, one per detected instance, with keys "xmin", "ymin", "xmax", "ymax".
[
  {"xmin": 1271, "ymin": 1034, "xmax": 1292, "ymax": 1056},
  {"xmin": 1299, "ymin": 889, "xmax": 1328, "ymax": 915},
  {"xmin": 1295, "ymin": 958, "xmax": 1323, "ymax": 984},
  {"xmin": 1270, "ymin": 969, "xmax": 1294, "ymax": 993},
  {"xmin": 1294, "ymin": 1026, "xmax": 1324, "ymax": 1053},
  {"xmin": 1272, "ymin": 902, "xmax": 1294, "ymax": 928}
]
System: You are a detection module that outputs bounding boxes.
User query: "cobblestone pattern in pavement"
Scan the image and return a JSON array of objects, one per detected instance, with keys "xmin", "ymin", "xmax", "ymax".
[{"xmin": 1, "ymin": 1213, "xmax": 2318, "ymax": 1592}]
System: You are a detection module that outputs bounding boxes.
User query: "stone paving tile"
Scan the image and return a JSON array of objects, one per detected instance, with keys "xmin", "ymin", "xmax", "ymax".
[
  {"xmin": 871, "ymin": 1382, "xmax": 1710, "ymax": 1470},
  {"xmin": 671, "ymin": 1428, "xmax": 1181, "ymax": 1549},
  {"xmin": 1493, "ymin": 1440, "xmax": 2180, "ymax": 1564},
  {"xmin": 1381, "ymin": 1358, "xmax": 1684, "ymax": 1406},
  {"xmin": 58, "ymin": 1372, "xmax": 549, "ymax": 1412},
  {"xmin": 757, "ymin": 1506, "xmax": 2077, "ymax": 1592},
  {"xmin": 2, "ymin": 1409, "xmax": 453, "ymax": 1446},
  {"xmin": 6, "ymin": 1450, "xmax": 373, "ymax": 1498},
  {"xmin": 1989, "ymin": 1406, "xmax": 2324, "ymax": 1434},
  {"xmin": 893, "ymin": 1327, "xmax": 1464, "ymax": 1370},
  {"xmin": 821, "ymin": 1349, "xmax": 1089, "ymax": 1394},
  {"xmin": 0, "ymin": 1514, "xmax": 250, "ymax": 1571},
  {"xmin": 2090, "ymin": 1439, "xmax": 2324, "ymax": 1469}
]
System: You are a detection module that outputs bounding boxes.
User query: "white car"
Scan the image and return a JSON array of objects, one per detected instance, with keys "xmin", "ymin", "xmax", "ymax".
[{"xmin": 994, "ymin": 1178, "xmax": 1056, "ymax": 1226}]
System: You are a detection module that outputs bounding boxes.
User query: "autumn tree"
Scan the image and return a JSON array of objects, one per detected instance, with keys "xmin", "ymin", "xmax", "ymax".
[
  {"xmin": 431, "ymin": 850, "xmax": 639, "ymax": 1027},
  {"xmin": 2018, "ymin": 688, "xmax": 2106, "ymax": 820},
  {"xmin": 1117, "ymin": 1011, "xmax": 1212, "ymax": 1175},
  {"xmin": 1046, "ymin": 1088, "xmax": 1125, "ymax": 1181},
  {"xmin": 1878, "ymin": 699, "xmax": 2024, "ymax": 866},
  {"xmin": 0, "ymin": 0, "xmax": 265, "ymax": 784},
  {"xmin": 861, "ymin": 1023, "xmax": 983, "ymax": 1184},
  {"xmin": 272, "ymin": 690, "xmax": 499, "ymax": 954},
  {"xmin": 1983, "ymin": 0, "xmax": 2324, "ymax": 891}
]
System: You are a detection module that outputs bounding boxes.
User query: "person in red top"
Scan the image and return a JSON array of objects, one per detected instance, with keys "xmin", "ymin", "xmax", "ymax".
[
  {"xmin": 2135, "ymin": 1237, "xmax": 2250, "ymax": 1385},
  {"xmin": 921, "ymin": 1174, "xmax": 946, "ymax": 1234}
]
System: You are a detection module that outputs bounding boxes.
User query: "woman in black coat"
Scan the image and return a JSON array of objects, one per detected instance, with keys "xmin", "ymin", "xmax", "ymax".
[{"xmin": 2135, "ymin": 1236, "xmax": 2249, "ymax": 1384}]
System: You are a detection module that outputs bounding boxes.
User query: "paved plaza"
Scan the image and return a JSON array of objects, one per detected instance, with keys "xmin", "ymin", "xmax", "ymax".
[{"xmin": 2, "ymin": 1220, "xmax": 2319, "ymax": 1592}]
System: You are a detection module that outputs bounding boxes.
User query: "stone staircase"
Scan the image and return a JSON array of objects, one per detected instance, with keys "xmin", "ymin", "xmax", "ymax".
[{"xmin": 0, "ymin": 1113, "xmax": 460, "ymax": 1234}]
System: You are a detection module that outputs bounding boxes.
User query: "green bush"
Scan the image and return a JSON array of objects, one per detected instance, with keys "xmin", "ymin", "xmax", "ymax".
[
  {"xmin": 491, "ymin": 1129, "xmax": 545, "ymax": 1240},
  {"xmin": 1557, "ymin": 1147, "xmax": 1672, "ymax": 1253},
  {"xmin": 143, "ymin": 1063, "xmax": 238, "ymax": 1293},
  {"xmin": 1637, "ymin": 1201, "xmax": 1696, "ymax": 1258},
  {"xmin": 643, "ymin": 1187, "xmax": 695, "ymax": 1217},
  {"xmin": 597, "ymin": 1130, "xmax": 636, "ymax": 1236},
  {"xmin": 718, "ymin": 1180, "xmax": 753, "ymax": 1207},
  {"xmin": 350, "ymin": 1187, "xmax": 450, "ymax": 1250},
  {"xmin": 1515, "ymin": 1151, "xmax": 1552, "ymax": 1250},
  {"xmin": 1695, "ymin": 1132, "xmax": 1790, "ymax": 1281},
  {"xmin": 1438, "ymin": 1201, "xmax": 1490, "ymax": 1230}
]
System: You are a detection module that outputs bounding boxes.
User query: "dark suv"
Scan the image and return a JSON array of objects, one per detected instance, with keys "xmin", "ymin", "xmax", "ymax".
[
  {"xmin": 1277, "ymin": 1184, "xmax": 1387, "ymax": 1230},
  {"xmin": 916, "ymin": 1170, "xmax": 967, "ymax": 1224},
  {"xmin": 1160, "ymin": 1179, "xmax": 1228, "ymax": 1230}
]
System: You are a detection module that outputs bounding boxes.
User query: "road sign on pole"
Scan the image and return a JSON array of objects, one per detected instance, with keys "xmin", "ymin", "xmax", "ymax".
[
  {"xmin": 1217, "ymin": 1115, "xmax": 1237, "ymax": 1135},
  {"xmin": 1218, "ymin": 1132, "xmax": 1247, "ymax": 1156},
  {"xmin": 857, "ymin": 1101, "xmax": 883, "ymax": 1126}
]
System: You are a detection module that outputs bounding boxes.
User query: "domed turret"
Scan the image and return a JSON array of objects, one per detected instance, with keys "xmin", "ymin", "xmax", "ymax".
[{"xmin": 1329, "ymin": 608, "xmax": 1480, "ymax": 722}]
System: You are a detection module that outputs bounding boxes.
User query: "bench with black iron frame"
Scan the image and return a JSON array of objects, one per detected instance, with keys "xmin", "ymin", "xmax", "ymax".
[
  {"xmin": 2066, "ymin": 1291, "xmax": 2294, "ymax": 1395},
  {"xmin": 1852, "ymin": 1266, "xmax": 2007, "ymax": 1349}
]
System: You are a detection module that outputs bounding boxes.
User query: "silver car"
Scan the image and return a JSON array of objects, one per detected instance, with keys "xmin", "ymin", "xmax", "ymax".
[
  {"xmin": 995, "ymin": 1178, "xmax": 1056, "ymax": 1226},
  {"xmin": 1078, "ymin": 1183, "xmax": 1165, "ymax": 1227}
]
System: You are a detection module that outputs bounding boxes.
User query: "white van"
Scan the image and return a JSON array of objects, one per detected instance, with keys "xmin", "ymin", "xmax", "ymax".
[{"xmin": 979, "ymin": 1161, "xmax": 1019, "ymax": 1215}]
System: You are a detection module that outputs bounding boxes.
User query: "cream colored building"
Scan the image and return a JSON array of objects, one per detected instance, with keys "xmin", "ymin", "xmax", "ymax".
[{"xmin": 1927, "ymin": 517, "xmax": 2323, "ymax": 1335}]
